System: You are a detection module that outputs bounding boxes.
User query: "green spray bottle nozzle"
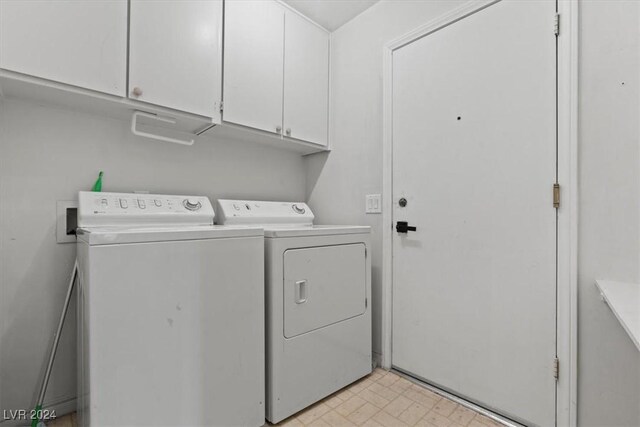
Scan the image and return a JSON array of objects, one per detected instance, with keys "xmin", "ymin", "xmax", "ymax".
[{"xmin": 91, "ymin": 171, "xmax": 103, "ymax": 192}]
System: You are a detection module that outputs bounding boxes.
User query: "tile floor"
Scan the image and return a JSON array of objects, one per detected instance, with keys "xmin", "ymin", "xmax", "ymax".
[
  {"xmin": 273, "ymin": 369, "xmax": 506, "ymax": 427},
  {"xmin": 46, "ymin": 369, "xmax": 507, "ymax": 427}
]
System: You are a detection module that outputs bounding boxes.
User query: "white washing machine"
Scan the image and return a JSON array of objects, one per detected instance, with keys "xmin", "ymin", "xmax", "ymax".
[
  {"xmin": 76, "ymin": 191, "xmax": 265, "ymax": 427},
  {"xmin": 216, "ymin": 200, "xmax": 372, "ymax": 423}
]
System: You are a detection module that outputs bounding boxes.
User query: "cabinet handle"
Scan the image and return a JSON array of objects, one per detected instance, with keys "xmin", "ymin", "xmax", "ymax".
[
  {"xmin": 276, "ymin": 125, "xmax": 282, "ymax": 134},
  {"xmin": 131, "ymin": 87, "xmax": 143, "ymax": 97},
  {"xmin": 286, "ymin": 128, "xmax": 291, "ymax": 136}
]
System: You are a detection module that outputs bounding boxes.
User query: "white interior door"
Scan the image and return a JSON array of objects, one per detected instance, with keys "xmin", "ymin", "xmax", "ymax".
[
  {"xmin": 283, "ymin": 10, "xmax": 330, "ymax": 146},
  {"xmin": 391, "ymin": 1, "xmax": 557, "ymax": 426},
  {"xmin": 223, "ymin": 0, "xmax": 284, "ymax": 135},
  {"xmin": 129, "ymin": 0, "xmax": 222, "ymax": 119}
]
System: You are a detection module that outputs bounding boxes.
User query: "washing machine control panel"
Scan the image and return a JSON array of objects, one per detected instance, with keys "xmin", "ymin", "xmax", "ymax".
[
  {"xmin": 78, "ymin": 191, "xmax": 214, "ymax": 228},
  {"xmin": 216, "ymin": 199, "xmax": 314, "ymax": 225}
]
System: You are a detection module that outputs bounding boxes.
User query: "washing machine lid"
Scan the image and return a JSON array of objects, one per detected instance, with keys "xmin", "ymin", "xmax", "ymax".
[
  {"xmin": 77, "ymin": 225, "xmax": 263, "ymax": 245},
  {"xmin": 263, "ymin": 225, "xmax": 371, "ymax": 238}
]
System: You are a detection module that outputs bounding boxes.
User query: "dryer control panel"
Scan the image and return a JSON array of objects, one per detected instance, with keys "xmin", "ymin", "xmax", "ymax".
[
  {"xmin": 216, "ymin": 199, "xmax": 314, "ymax": 225},
  {"xmin": 78, "ymin": 191, "xmax": 214, "ymax": 228}
]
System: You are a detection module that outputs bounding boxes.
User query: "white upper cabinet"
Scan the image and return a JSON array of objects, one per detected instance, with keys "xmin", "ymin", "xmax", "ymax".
[
  {"xmin": 129, "ymin": 0, "xmax": 223, "ymax": 120},
  {"xmin": 223, "ymin": 0, "xmax": 285, "ymax": 134},
  {"xmin": 223, "ymin": 0, "xmax": 329, "ymax": 147},
  {"xmin": 0, "ymin": 0, "xmax": 127, "ymax": 96},
  {"xmin": 283, "ymin": 11, "xmax": 329, "ymax": 146}
]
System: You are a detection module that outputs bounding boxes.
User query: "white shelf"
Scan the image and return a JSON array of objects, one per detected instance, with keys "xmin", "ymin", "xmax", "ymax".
[{"xmin": 595, "ymin": 280, "xmax": 640, "ymax": 352}]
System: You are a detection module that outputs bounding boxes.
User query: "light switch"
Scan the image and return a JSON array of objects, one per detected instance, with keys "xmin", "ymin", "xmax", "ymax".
[{"xmin": 366, "ymin": 194, "xmax": 382, "ymax": 214}]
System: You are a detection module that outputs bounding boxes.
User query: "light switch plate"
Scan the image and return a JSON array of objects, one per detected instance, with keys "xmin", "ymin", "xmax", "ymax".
[
  {"xmin": 56, "ymin": 200, "xmax": 78, "ymax": 244},
  {"xmin": 365, "ymin": 194, "xmax": 382, "ymax": 214}
]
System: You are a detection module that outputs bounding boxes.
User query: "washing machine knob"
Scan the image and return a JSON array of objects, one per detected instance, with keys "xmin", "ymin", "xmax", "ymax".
[
  {"xmin": 292, "ymin": 204, "xmax": 306, "ymax": 214},
  {"xmin": 183, "ymin": 198, "xmax": 202, "ymax": 211}
]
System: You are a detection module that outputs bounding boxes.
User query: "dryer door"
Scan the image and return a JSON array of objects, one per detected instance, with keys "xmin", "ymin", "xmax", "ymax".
[{"xmin": 283, "ymin": 243, "xmax": 366, "ymax": 338}]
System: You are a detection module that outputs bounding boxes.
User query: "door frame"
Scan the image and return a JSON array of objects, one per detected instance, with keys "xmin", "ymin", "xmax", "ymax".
[{"xmin": 380, "ymin": 1, "xmax": 578, "ymax": 425}]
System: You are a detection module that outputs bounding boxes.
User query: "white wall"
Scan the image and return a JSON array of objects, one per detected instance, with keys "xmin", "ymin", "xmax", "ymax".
[
  {"xmin": 306, "ymin": 0, "xmax": 640, "ymax": 425},
  {"xmin": 578, "ymin": 1, "xmax": 640, "ymax": 426},
  {"xmin": 0, "ymin": 98, "xmax": 306, "ymax": 419}
]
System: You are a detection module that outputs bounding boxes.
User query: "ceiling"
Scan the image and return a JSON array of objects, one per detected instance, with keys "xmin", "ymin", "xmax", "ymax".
[{"xmin": 282, "ymin": 0, "xmax": 379, "ymax": 31}]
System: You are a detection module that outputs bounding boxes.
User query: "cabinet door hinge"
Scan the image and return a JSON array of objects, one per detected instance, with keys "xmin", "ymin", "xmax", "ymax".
[
  {"xmin": 365, "ymin": 247, "xmax": 368, "ymax": 257},
  {"xmin": 365, "ymin": 298, "xmax": 368, "ymax": 308},
  {"xmin": 554, "ymin": 13, "xmax": 560, "ymax": 36},
  {"xmin": 553, "ymin": 357, "xmax": 559, "ymax": 381},
  {"xmin": 553, "ymin": 183, "xmax": 560, "ymax": 209}
]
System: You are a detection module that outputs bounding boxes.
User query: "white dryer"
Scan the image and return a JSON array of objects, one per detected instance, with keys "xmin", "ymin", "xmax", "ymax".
[
  {"xmin": 216, "ymin": 200, "xmax": 372, "ymax": 423},
  {"xmin": 76, "ymin": 192, "xmax": 265, "ymax": 427}
]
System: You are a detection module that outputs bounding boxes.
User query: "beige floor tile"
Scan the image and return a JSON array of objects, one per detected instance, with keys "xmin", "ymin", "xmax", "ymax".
[
  {"xmin": 467, "ymin": 419, "xmax": 488, "ymax": 427},
  {"xmin": 368, "ymin": 374, "xmax": 385, "ymax": 383},
  {"xmin": 335, "ymin": 395, "xmax": 368, "ymax": 417},
  {"xmin": 402, "ymin": 387, "xmax": 439, "ymax": 409},
  {"xmin": 337, "ymin": 388, "xmax": 356, "ymax": 401},
  {"xmin": 376, "ymin": 372, "xmax": 400, "ymax": 387},
  {"xmin": 359, "ymin": 388, "xmax": 391, "ymax": 409},
  {"xmin": 277, "ymin": 416, "xmax": 305, "ymax": 427},
  {"xmin": 308, "ymin": 418, "xmax": 332, "ymax": 427},
  {"xmin": 372, "ymin": 409, "xmax": 409, "ymax": 427},
  {"xmin": 370, "ymin": 369, "xmax": 387, "ymax": 379},
  {"xmin": 447, "ymin": 405, "xmax": 476, "ymax": 426},
  {"xmin": 382, "ymin": 395, "xmax": 413, "ymax": 418},
  {"xmin": 432, "ymin": 399, "xmax": 457, "ymax": 418},
  {"xmin": 322, "ymin": 410, "xmax": 356, "ymax": 427},
  {"xmin": 347, "ymin": 402, "xmax": 380, "ymax": 426},
  {"xmin": 350, "ymin": 378, "xmax": 375, "ymax": 394},
  {"xmin": 472, "ymin": 414, "xmax": 504, "ymax": 427},
  {"xmin": 47, "ymin": 415, "xmax": 74, "ymax": 427},
  {"xmin": 389, "ymin": 377, "xmax": 413, "ymax": 394},
  {"xmin": 298, "ymin": 402, "xmax": 332, "ymax": 425},
  {"xmin": 52, "ymin": 413, "xmax": 77, "ymax": 427},
  {"xmin": 421, "ymin": 410, "xmax": 453, "ymax": 427},
  {"xmin": 368, "ymin": 381, "xmax": 401, "ymax": 401},
  {"xmin": 412, "ymin": 385, "xmax": 442, "ymax": 402},
  {"xmin": 398, "ymin": 402, "xmax": 430, "ymax": 426},
  {"xmin": 324, "ymin": 393, "xmax": 346, "ymax": 409},
  {"xmin": 361, "ymin": 418, "xmax": 386, "ymax": 427}
]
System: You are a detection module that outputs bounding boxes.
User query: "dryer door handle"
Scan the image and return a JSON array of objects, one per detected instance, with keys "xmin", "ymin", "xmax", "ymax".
[{"xmin": 295, "ymin": 280, "xmax": 308, "ymax": 304}]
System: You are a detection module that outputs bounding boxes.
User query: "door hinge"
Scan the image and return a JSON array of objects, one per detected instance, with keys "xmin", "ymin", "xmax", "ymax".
[
  {"xmin": 553, "ymin": 183, "xmax": 560, "ymax": 209},
  {"xmin": 554, "ymin": 13, "xmax": 560, "ymax": 36},
  {"xmin": 553, "ymin": 357, "xmax": 559, "ymax": 381},
  {"xmin": 219, "ymin": 101, "xmax": 224, "ymax": 113},
  {"xmin": 365, "ymin": 298, "xmax": 368, "ymax": 308}
]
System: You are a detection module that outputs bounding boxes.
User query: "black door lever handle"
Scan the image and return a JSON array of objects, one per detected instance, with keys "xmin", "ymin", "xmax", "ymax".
[{"xmin": 396, "ymin": 221, "xmax": 417, "ymax": 233}]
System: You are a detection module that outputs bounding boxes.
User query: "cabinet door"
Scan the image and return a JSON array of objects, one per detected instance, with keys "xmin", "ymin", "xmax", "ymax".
[
  {"xmin": 283, "ymin": 10, "xmax": 329, "ymax": 146},
  {"xmin": 223, "ymin": 0, "xmax": 284, "ymax": 134},
  {"xmin": 129, "ymin": 0, "xmax": 222, "ymax": 120},
  {"xmin": 0, "ymin": 0, "xmax": 127, "ymax": 96}
]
